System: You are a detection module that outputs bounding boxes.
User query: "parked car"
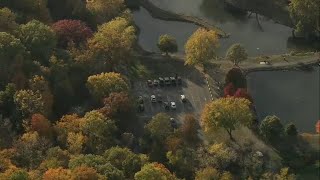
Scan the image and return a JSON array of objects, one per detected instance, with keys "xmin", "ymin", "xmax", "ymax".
[
  {"xmin": 153, "ymin": 79, "xmax": 159, "ymax": 86},
  {"xmin": 177, "ymin": 77, "xmax": 182, "ymax": 85},
  {"xmin": 170, "ymin": 77, "xmax": 176, "ymax": 85},
  {"xmin": 163, "ymin": 102, "xmax": 170, "ymax": 110},
  {"xmin": 164, "ymin": 77, "xmax": 170, "ymax": 86},
  {"xmin": 151, "ymin": 95, "xmax": 156, "ymax": 103},
  {"xmin": 159, "ymin": 77, "xmax": 164, "ymax": 86},
  {"xmin": 181, "ymin": 95, "xmax": 186, "ymax": 102},
  {"xmin": 147, "ymin": 80, "xmax": 153, "ymax": 87},
  {"xmin": 170, "ymin": 101, "xmax": 176, "ymax": 110},
  {"xmin": 157, "ymin": 94, "xmax": 162, "ymax": 102},
  {"xmin": 170, "ymin": 118, "xmax": 178, "ymax": 129}
]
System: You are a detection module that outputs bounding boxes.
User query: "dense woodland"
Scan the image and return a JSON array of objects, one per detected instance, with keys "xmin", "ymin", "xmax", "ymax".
[{"xmin": 0, "ymin": 0, "xmax": 319, "ymax": 179}]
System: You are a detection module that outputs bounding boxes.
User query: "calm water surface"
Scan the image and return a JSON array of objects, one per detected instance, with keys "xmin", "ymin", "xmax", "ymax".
[
  {"xmin": 247, "ymin": 67, "xmax": 320, "ymax": 133},
  {"xmin": 132, "ymin": 7, "xmax": 198, "ymax": 53},
  {"xmin": 136, "ymin": 0, "xmax": 293, "ymax": 56}
]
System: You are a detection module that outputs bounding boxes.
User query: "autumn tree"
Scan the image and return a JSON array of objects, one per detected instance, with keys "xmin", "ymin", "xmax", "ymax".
[
  {"xmin": 17, "ymin": 20, "xmax": 57, "ymax": 63},
  {"xmin": 185, "ymin": 28, "xmax": 219, "ymax": 66},
  {"xmin": 102, "ymin": 92, "xmax": 132, "ymax": 117},
  {"xmin": 30, "ymin": 113, "xmax": 53, "ymax": 138},
  {"xmin": 55, "ymin": 114, "xmax": 82, "ymax": 147},
  {"xmin": 52, "ymin": 19, "xmax": 93, "ymax": 47},
  {"xmin": 69, "ymin": 154, "xmax": 125, "ymax": 179},
  {"xmin": 208, "ymin": 143, "xmax": 238, "ymax": 169},
  {"xmin": 234, "ymin": 88, "xmax": 253, "ymax": 102},
  {"xmin": 29, "ymin": 75, "xmax": 54, "ymax": 116},
  {"xmin": 86, "ymin": 0, "xmax": 125, "ymax": 24},
  {"xmin": 201, "ymin": 97, "xmax": 253, "ymax": 140},
  {"xmin": 13, "ymin": 131, "xmax": 52, "ymax": 169},
  {"xmin": 43, "ymin": 167, "xmax": 72, "ymax": 180},
  {"xmin": 259, "ymin": 115, "xmax": 284, "ymax": 143},
  {"xmin": 39, "ymin": 147, "xmax": 70, "ymax": 170},
  {"xmin": 67, "ymin": 132, "xmax": 86, "ymax": 154},
  {"xmin": 195, "ymin": 167, "xmax": 233, "ymax": 180},
  {"xmin": 289, "ymin": 0, "xmax": 320, "ymax": 36},
  {"xmin": 157, "ymin": 34, "xmax": 178, "ymax": 55},
  {"xmin": 80, "ymin": 110, "xmax": 117, "ymax": 154},
  {"xmin": 134, "ymin": 163, "xmax": 178, "ymax": 180},
  {"xmin": 225, "ymin": 43, "xmax": 248, "ymax": 65},
  {"xmin": 223, "ymin": 82, "xmax": 236, "ymax": 97},
  {"xmin": 104, "ymin": 147, "xmax": 146, "ymax": 178},
  {"xmin": 71, "ymin": 166, "xmax": 100, "ymax": 180},
  {"xmin": 0, "ymin": 7, "xmax": 18, "ymax": 32},
  {"xmin": 225, "ymin": 68, "xmax": 247, "ymax": 89},
  {"xmin": 166, "ymin": 147, "xmax": 197, "ymax": 179},
  {"xmin": 86, "ymin": 72, "xmax": 129, "ymax": 101},
  {"xmin": 87, "ymin": 17, "xmax": 135, "ymax": 70},
  {"xmin": 180, "ymin": 114, "xmax": 200, "ymax": 145},
  {"xmin": 14, "ymin": 90, "xmax": 44, "ymax": 116}
]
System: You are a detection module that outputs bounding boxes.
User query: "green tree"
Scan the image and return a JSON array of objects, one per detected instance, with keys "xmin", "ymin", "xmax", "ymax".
[
  {"xmin": 146, "ymin": 113, "xmax": 173, "ymax": 141},
  {"xmin": 0, "ymin": 83, "xmax": 17, "ymax": 117},
  {"xmin": 0, "ymin": 32, "xmax": 26, "ymax": 86},
  {"xmin": 104, "ymin": 147, "xmax": 146, "ymax": 178},
  {"xmin": 9, "ymin": 170, "xmax": 30, "ymax": 180},
  {"xmin": 18, "ymin": 20, "xmax": 57, "ymax": 63},
  {"xmin": 81, "ymin": 110, "xmax": 117, "ymax": 154},
  {"xmin": 225, "ymin": 43, "xmax": 248, "ymax": 65},
  {"xmin": 86, "ymin": 0, "xmax": 125, "ymax": 24},
  {"xmin": 289, "ymin": 0, "xmax": 320, "ymax": 36},
  {"xmin": 14, "ymin": 90, "xmax": 44, "ymax": 116},
  {"xmin": 86, "ymin": 72, "xmax": 129, "ymax": 101},
  {"xmin": 134, "ymin": 163, "xmax": 178, "ymax": 180},
  {"xmin": 157, "ymin": 34, "xmax": 178, "ymax": 55},
  {"xmin": 201, "ymin": 97, "xmax": 253, "ymax": 140},
  {"xmin": 87, "ymin": 17, "xmax": 135, "ymax": 70},
  {"xmin": 166, "ymin": 148, "xmax": 197, "ymax": 179},
  {"xmin": 259, "ymin": 115, "xmax": 284, "ymax": 143},
  {"xmin": 185, "ymin": 28, "xmax": 219, "ymax": 66},
  {"xmin": 285, "ymin": 123, "xmax": 298, "ymax": 137},
  {"xmin": 69, "ymin": 154, "xmax": 125, "ymax": 180},
  {"xmin": 0, "ymin": 7, "xmax": 18, "ymax": 32}
]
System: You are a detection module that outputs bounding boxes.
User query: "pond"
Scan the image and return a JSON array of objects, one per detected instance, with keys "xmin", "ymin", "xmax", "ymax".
[
  {"xmin": 134, "ymin": 0, "xmax": 293, "ymax": 56},
  {"xmin": 247, "ymin": 67, "xmax": 320, "ymax": 133},
  {"xmin": 132, "ymin": 7, "xmax": 198, "ymax": 53}
]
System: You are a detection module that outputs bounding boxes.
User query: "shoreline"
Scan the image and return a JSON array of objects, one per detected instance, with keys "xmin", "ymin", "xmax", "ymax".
[{"xmin": 138, "ymin": 0, "xmax": 228, "ymax": 38}]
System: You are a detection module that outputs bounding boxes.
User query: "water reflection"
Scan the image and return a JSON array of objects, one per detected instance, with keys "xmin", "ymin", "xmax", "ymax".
[
  {"xmin": 247, "ymin": 67, "xmax": 320, "ymax": 133},
  {"xmin": 148, "ymin": 0, "xmax": 293, "ymax": 56},
  {"xmin": 132, "ymin": 7, "xmax": 198, "ymax": 53}
]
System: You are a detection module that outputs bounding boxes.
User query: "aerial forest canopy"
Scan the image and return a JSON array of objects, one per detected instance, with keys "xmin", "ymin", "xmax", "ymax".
[{"xmin": 0, "ymin": 0, "xmax": 319, "ymax": 179}]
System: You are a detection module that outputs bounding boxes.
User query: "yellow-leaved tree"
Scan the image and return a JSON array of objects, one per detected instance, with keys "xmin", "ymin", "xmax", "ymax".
[
  {"xmin": 86, "ymin": 72, "xmax": 129, "ymax": 101},
  {"xmin": 201, "ymin": 97, "xmax": 253, "ymax": 140},
  {"xmin": 185, "ymin": 28, "xmax": 219, "ymax": 66},
  {"xmin": 87, "ymin": 17, "xmax": 136, "ymax": 71}
]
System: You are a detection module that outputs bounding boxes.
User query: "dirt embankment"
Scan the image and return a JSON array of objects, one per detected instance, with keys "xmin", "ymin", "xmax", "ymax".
[{"xmin": 138, "ymin": 0, "xmax": 228, "ymax": 37}]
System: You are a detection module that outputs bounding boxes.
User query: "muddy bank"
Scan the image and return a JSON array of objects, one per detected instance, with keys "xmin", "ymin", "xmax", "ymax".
[
  {"xmin": 243, "ymin": 58, "xmax": 320, "ymax": 74},
  {"xmin": 138, "ymin": 0, "xmax": 228, "ymax": 37}
]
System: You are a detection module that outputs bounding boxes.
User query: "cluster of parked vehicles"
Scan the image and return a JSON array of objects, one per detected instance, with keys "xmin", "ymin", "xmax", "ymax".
[
  {"xmin": 137, "ymin": 94, "xmax": 187, "ymax": 112},
  {"xmin": 147, "ymin": 76, "xmax": 182, "ymax": 87}
]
